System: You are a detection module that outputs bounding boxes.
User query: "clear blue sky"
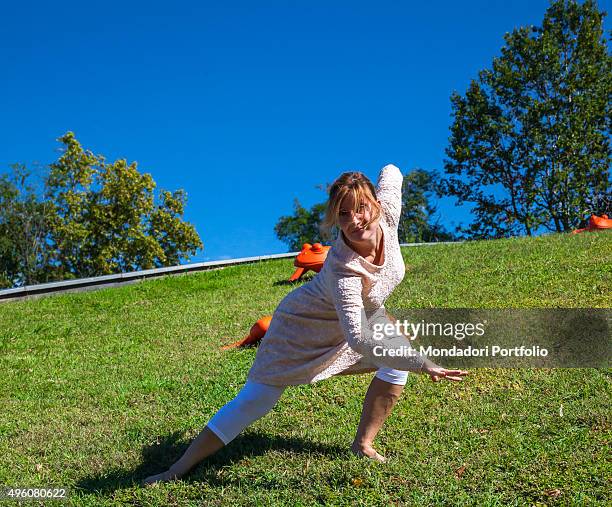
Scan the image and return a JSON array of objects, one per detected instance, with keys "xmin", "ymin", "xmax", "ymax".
[{"xmin": 1, "ymin": 1, "xmax": 609, "ymax": 262}]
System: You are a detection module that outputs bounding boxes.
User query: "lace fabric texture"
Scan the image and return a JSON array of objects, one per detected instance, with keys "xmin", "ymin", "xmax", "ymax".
[{"xmin": 247, "ymin": 164, "xmax": 423, "ymax": 386}]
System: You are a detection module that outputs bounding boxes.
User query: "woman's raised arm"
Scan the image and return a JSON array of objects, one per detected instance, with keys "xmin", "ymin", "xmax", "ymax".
[{"xmin": 376, "ymin": 164, "xmax": 403, "ymax": 227}]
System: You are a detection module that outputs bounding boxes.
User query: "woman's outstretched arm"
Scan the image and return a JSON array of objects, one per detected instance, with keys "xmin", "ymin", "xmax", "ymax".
[{"xmin": 332, "ymin": 274, "xmax": 467, "ymax": 380}]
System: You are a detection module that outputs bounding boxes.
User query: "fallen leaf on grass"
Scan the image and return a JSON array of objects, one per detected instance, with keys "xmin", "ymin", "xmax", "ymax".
[
  {"xmin": 544, "ymin": 488, "xmax": 562, "ymax": 498},
  {"xmin": 455, "ymin": 465, "xmax": 466, "ymax": 479},
  {"xmin": 469, "ymin": 428, "xmax": 489, "ymax": 435},
  {"xmin": 352, "ymin": 478, "xmax": 364, "ymax": 487}
]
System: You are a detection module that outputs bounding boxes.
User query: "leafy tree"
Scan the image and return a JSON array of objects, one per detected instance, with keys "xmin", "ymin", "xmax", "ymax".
[
  {"xmin": 45, "ymin": 132, "xmax": 203, "ymax": 277},
  {"xmin": 0, "ymin": 172, "xmax": 20, "ymax": 287},
  {"xmin": 441, "ymin": 0, "xmax": 611, "ymax": 239},
  {"xmin": 274, "ymin": 199, "xmax": 330, "ymax": 251},
  {"xmin": 0, "ymin": 132, "xmax": 203, "ymax": 288},
  {"xmin": 0, "ymin": 165, "xmax": 52, "ymax": 288},
  {"xmin": 44, "ymin": 133, "xmax": 103, "ymax": 278},
  {"xmin": 399, "ymin": 169, "xmax": 456, "ymax": 243}
]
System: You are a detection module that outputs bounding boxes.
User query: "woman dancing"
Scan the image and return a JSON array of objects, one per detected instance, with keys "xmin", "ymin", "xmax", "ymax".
[{"xmin": 144, "ymin": 164, "xmax": 467, "ymax": 485}]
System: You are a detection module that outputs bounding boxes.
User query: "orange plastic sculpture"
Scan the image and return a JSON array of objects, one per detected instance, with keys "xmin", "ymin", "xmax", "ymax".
[
  {"xmin": 289, "ymin": 242, "xmax": 331, "ymax": 281},
  {"xmin": 221, "ymin": 316, "xmax": 272, "ymax": 350},
  {"xmin": 571, "ymin": 214, "xmax": 612, "ymax": 234}
]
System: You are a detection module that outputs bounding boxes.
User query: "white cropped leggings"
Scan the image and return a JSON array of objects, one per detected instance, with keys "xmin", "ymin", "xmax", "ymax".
[{"xmin": 206, "ymin": 367, "xmax": 408, "ymax": 445}]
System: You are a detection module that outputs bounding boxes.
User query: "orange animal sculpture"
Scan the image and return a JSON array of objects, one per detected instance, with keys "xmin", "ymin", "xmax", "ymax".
[
  {"xmin": 221, "ymin": 316, "xmax": 272, "ymax": 350},
  {"xmin": 571, "ymin": 214, "xmax": 612, "ymax": 234},
  {"xmin": 289, "ymin": 242, "xmax": 331, "ymax": 281}
]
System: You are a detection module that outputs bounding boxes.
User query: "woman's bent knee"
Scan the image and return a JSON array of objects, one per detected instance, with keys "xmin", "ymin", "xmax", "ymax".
[
  {"xmin": 375, "ymin": 367, "xmax": 408, "ymax": 386},
  {"xmin": 239, "ymin": 380, "xmax": 285, "ymax": 406},
  {"xmin": 205, "ymin": 380, "xmax": 286, "ymax": 445}
]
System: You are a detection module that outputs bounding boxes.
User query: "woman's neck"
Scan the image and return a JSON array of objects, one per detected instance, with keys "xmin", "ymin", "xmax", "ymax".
[{"xmin": 343, "ymin": 225, "xmax": 382, "ymax": 260}]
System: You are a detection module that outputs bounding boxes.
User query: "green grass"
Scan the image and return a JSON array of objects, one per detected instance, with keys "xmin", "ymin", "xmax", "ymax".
[{"xmin": 0, "ymin": 231, "xmax": 610, "ymax": 506}]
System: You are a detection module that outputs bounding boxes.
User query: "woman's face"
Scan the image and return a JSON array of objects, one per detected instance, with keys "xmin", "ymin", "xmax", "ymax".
[{"xmin": 338, "ymin": 193, "xmax": 380, "ymax": 245}]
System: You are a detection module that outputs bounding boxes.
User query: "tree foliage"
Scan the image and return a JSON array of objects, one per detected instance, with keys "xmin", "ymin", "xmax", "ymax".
[
  {"xmin": 441, "ymin": 0, "xmax": 611, "ymax": 238},
  {"xmin": 0, "ymin": 165, "xmax": 51, "ymax": 287},
  {"xmin": 399, "ymin": 169, "xmax": 456, "ymax": 243},
  {"xmin": 274, "ymin": 199, "xmax": 330, "ymax": 251},
  {"xmin": 0, "ymin": 132, "xmax": 203, "ymax": 288}
]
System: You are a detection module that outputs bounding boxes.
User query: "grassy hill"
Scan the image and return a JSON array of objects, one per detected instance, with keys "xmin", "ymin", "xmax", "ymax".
[{"xmin": 0, "ymin": 231, "xmax": 610, "ymax": 506}]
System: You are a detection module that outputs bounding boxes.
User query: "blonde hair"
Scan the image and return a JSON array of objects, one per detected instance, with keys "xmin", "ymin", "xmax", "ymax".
[{"xmin": 322, "ymin": 172, "xmax": 382, "ymax": 232}]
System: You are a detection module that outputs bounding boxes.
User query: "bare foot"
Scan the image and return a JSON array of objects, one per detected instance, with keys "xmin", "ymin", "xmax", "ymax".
[
  {"xmin": 142, "ymin": 469, "xmax": 182, "ymax": 486},
  {"xmin": 350, "ymin": 443, "xmax": 387, "ymax": 463}
]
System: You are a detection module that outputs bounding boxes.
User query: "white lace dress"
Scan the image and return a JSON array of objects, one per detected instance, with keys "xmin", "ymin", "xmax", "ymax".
[{"xmin": 247, "ymin": 164, "xmax": 425, "ymax": 386}]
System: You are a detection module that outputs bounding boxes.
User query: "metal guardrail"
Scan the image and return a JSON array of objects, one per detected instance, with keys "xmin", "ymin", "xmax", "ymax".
[{"xmin": 0, "ymin": 241, "xmax": 462, "ymax": 302}]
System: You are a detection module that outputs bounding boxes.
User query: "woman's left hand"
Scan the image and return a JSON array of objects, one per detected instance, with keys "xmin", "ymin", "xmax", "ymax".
[{"xmin": 424, "ymin": 365, "xmax": 469, "ymax": 382}]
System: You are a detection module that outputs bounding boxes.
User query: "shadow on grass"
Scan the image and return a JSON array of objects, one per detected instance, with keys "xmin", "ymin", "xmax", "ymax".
[
  {"xmin": 75, "ymin": 429, "xmax": 346, "ymax": 496},
  {"xmin": 273, "ymin": 279, "xmax": 298, "ymax": 287},
  {"xmin": 272, "ymin": 273, "xmax": 314, "ymax": 287}
]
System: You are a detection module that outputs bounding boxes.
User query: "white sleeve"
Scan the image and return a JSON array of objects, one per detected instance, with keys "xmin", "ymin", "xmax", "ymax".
[
  {"xmin": 331, "ymin": 273, "xmax": 426, "ymax": 372},
  {"xmin": 376, "ymin": 164, "xmax": 403, "ymax": 227}
]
